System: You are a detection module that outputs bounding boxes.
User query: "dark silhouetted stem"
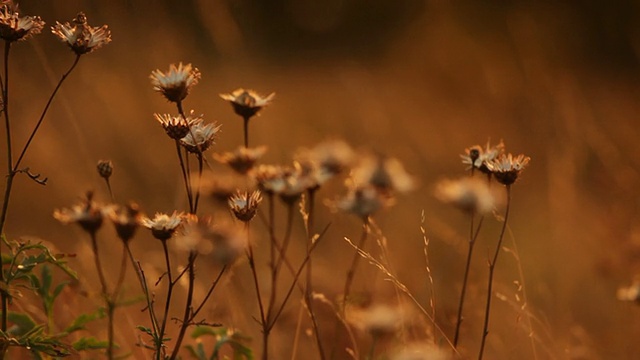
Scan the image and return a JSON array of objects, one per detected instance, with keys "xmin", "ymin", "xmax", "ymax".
[
  {"xmin": 305, "ymin": 189, "xmax": 325, "ymax": 359},
  {"xmin": 174, "ymin": 140, "xmax": 193, "ymax": 213},
  {"xmin": 478, "ymin": 186, "xmax": 511, "ymax": 360},
  {"xmin": 243, "ymin": 116, "xmax": 249, "ymax": 148},
  {"xmin": 0, "ymin": 41, "xmax": 12, "ymax": 334},
  {"xmin": 192, "ymin": 266, "xmax": 226, "ymax": 319},
  {"xmin": 169, "ymin": 251, "xmax": 196, "ymax": 360},
  {"xmin": 158, "ymin": 239, "xmax": 175, "ymax": 360}
]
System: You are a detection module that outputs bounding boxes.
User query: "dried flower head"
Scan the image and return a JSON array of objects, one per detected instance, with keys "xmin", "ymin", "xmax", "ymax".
[
  {"xmin": 96, "ymin": 160, "xmax": 113, "ymax": 179},
  {"xmin": 177, "ymin": 216, "xmax": 247, "ymax": 265},
  {"xmin": 228, "ymin": 190, "xmax": 263, "ymax": 222},
  {"xmin": 220, "ymin": 88, "xmax": 275, "ymax": 119},
  {"xmin": 253, "ymin": 164, "xmax": 286, "ymax": 195},
  {"xmin": 150, "ymin": 62, "xmax": 201, "ymax": 103},
  {"xmin": 141, "ymin": 211, "xmax": 184, "ymax": 241},
  {"xmin": 618, "ymin": 281, "xmax": 640, "ymax": 304},
  {"xmin": 252, "ymin": 164, "xmax": 312, "ymax": 203},
  {"xmin": 347, "ymin": 304, "xmax": 403, "ymax": 338},
  {"xmin": 0, "ymin": 4, "xmax": 44, "ymax": 42},
  {"xmin": 435, "ymin": 177, "xmax": 495, "ymax": 214},
  {"xmin": 295, "ymin": 140, "xmax": 355, "ymax": 187},
  {"xmin": 200, "ymin": 173, "xmax": 246, "ymax": 204},
  {"xmin": 53, "ymin": 192, "xmax": 105, "ymax": 235},
  {"xmin": 180, "ymin": 121, "xmax": 222, "ymax": 154},
  {"xmin": 154, "ymin": 113, "xmax": 202, "ymax": 140},
  {"xmin": 486, "ymin": 153, "xmax": 530, "ymax": 186},
  {"xmin": 337, "ymin": 184, "xmax": 388, "ymax": 219},
  {"xmin": 51, "ymin": 12, "xmax": 111, "ymax": 55},
  {"xmin": 352, "ymin": 154, "xmax": 415, "ymax": 194},
  {"xmin": 213, "ymin": 146, "xmax": 267, "ymax": 175},
  {"xmin": 460, "ymin": 140, "xmax": 504, "ymax": 174},
  {"xmin": 107, "ymin": 203, "xmax": 141, "ymax": 243},
  {"xmin": 390, "ymin": 343, "xmax": 451, "ymax": 360}
]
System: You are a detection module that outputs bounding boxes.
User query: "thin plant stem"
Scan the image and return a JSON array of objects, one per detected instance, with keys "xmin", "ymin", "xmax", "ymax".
[
  {"xmin": 268, "ymin": 203, "xmax": 294, "ymax": 322},
  {"xmin": 245, "ymin": 222, "xmax": 268, "ymax": 360},
  {"xmin": 0, "ymin": 40, "xmax": 11, "ymax": 334},
  {"xmin": 169, "ymin": 251, "xmax": 197, "ymax": 360},
  {"xmin": 158, "ymin": 239, "xmax": 175, "ymax": 360},
  {"xmin": 243, "ymin": 116, "xmax": 249, "ymax": 148},
  {"xmin": 367, "ymin": 335, "xmax": 379, "ymax": 360},
  {"xmin": 112, "ymin": 242, "xmax": 129, "ymax": 300},
  {"xmin": 191, "ymin": 265, "xmax": 227, "ymax": 319},
  {"xmin": 193, "ymin": 153, "xmax": 203, "ymax": 213},
  {"xmin": 174, "ymin": 140, "xmax": 193, "ymax": 213},
  {"xmin": 304, "ymin": 189, "xmax": 325, "ymax": 360},
  {"xmin": 14, "ymin": 55, "xmax": 81, "ymax": 170},
  {"xmin": 478, "ymin": 185, "xmax": 512, "ymax": 360},
  {"xmin": 453, "ymin": 214, "xmax": 485, "ymax": 347},
  {"xmin": 89, "ymin": 231, "xmax": 113, "ymax": 359},
  {"xmin": 103, "ymin": 178, "xmax": 115, "ymax": 202},
  {"xmin": 342, "ymin": 216, "xmax": 369, "ymax": 311}
]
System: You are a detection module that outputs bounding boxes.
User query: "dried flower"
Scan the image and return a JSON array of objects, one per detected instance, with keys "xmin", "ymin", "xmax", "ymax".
[
  {"xmin": 295, "ymin": 140, "xmax": 355, "ymax": 187},
  {"xmin": 180, "ymin": 121, "xmax": 222, "ymax": 154},
  {"xmin": 141, "ymin": 211, "xmax": 184, "ymax": 241},
  {"xmin": 96, "ymin": 160, "xmax": 113, "ymax": 179},
  {"xmin": 107, "ymin": 203, "xmax": 141, "ymax": 243},
  {"xmin": 347, "ymin": 304, "xmax": 403, "ymax": 338},
  {"xmin": 150, "ymin": 62, "xmax": 201, "ymax": 103},
  {"xmin": 352, "ymin": 154, "xmax": 415, "ymax": 194},
  {"xmin": 0, "ymin": 4, "xmax": 44, "ymax": 42},
  {"xmin": 435, "ymin": 177, "xmax": 495, "ymax": 214},
  {"xmin": 177, "ymin": 216, "xmax": 247, "ymax": 265},
  {"xmin": 486, "ymin": 153, "xmax": 530, "ymax": 186},
  {"xmin": 200, "ymin": 173, "xmax": 245, "ymax": 204},
  {"xmin": 337, "ymin": 185, "xmax": 387, "ymax": 219},
  {"xmin": 228, "ymin": 190, "xmax": 263, "ymax": 222},
  {"xmin": 54, "ymin": 192, "xmax": 105, "ymax": 235},
  {"xmin": 213, "ymin": 146, "xmax": 267, "ymax": 175},
  {"xmin": 460, "ymin": 140, "xmax": 504, "ymax": 174},
  {"xmin": 51, "ymin": 12, "xmax": 111, "ymax": 55},
  {"xmin": 618, "ymin": 281, "xmax": 640, "ymax": 303},
  {"xmin": 154, "ymin": 113, "xmax": 202, "ymax": 140},
  {"xmin": 220, "ymin": 88, "xmax": 275, "ymax": 119}
]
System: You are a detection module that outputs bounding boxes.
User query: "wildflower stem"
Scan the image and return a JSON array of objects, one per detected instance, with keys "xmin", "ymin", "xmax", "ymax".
[
  {"xmin": 342, "ymin": 216, "xmax": 369, "ymax": 311},
  {"xmin": 169, "ymin": 250, "xmax": 197, "ymax": 360},
  {"xmin": 0, "ymin": 40, "xmax": 11, "ymax": 334},
  {"xmin": 305, "ymin": 189, "xmax": 326, "ymax": 360},
  {"xmin": 245, "ymin": 222, "xmax": 268, "ymax": 359},
  {"xmin": 112, "ymin": 242, "xmax": 129, "ymax": 302},
  {"xmin": 158, "ymin": 238, "xmax": 174, "ymax": 360},
  {"xmin": 453, "ymin": 214, "xmax": 485, "ymax": 347},
  {"xmin": 191, "ymin": 265, "xmax": 227, "ymax": 319},
  {"xmin": 174, "ymin": 140, "xmax": 193, "ymax": 213},
  {"xmin": 89, "ymin": 231, "xmax": 113, "ymax": 359},
  {"xmin": 14, "ymin": 55, "xmax": 80, "ymax": 170},
  {"xmin": 243, "ymin": 116, "xmax": 249, "ymax": 148},
  {"xmin": 193, "ymin": 153, "xmax": 203, "ymax": 213},
  {"xmin": 268, "ymin": 203, "xmax": 294, "ymax": 321},
  {"xmin": 478, "ymin": 185, "xmax": 511, "ymax": 360}
]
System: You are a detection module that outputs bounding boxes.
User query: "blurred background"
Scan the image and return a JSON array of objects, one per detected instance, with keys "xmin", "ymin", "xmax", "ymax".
[{"xmin": 3, "ymin": 0, "xmax": 640, "ymax": 358}]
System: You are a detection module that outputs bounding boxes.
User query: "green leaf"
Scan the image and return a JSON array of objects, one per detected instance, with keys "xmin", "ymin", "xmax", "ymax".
[
  {"xmin": 7, "ymin": 311, "xmax": 36, "ymax": 336},
  {"xmin": 72, "ymin": 336, "xmax": 109, "ymax": 351},
  {"xmin": 64, "ymin": 308, "xmax": 106, "ymax": 334},
  {"xmin": 185, "ymin": 342, "xmax": 208, "ymax": 360}
]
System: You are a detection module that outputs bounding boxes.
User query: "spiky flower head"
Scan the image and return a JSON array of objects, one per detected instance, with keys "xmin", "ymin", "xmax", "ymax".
[
  {"xmin": 53, "ymin": 192, "xmax": 105, "ymax": 235},
  {"xmin": 154, "ymin": 113, "xmax": 202, "ymax": 140},
  {"xmin": 96, "ymin": 160, "xmax": 113, "ymax": 179},
  {"xmin": 435, "ymin": 177, "xmax": 495, "ymax": 214},
  {"xmin": 107, "ymin": 203, "xmax": 141, "ymax": 243},
  {"xmin": 141, "ymin": 211, "xmax": 184, "ymax": 241},
  {"xmin": 220, "ymin": 88, "xmax": 275, "ymax": 119},
  {"xmin": 213, "ymin": 146, "xmax": 267, "ymax": 175},
  {"xmin": 228, "ymin": 190, "xmax": 263, "ymax": 222},
  {"xmin": 150, "ymin": 62, "xmax": 201, "ymax": 103},
  {"xmin": 180, "ymin": 120, "xmax": 222, "ymax": 154},
  {"xmin": 177, "ymin": 216, "xmax": 248, "ymax": 265},
  {"xmin": 294, "ymin": 139, "xmax": 355, "ymax": 187},
  {"xmin": 337, "ymin": 184, "xmax": 388, "ymax": 220},
  {"xmin": 487, "ymin": 153, "xmax": 530, "ymax": 186},
  {"xmin": 0, "ymin": 3, "xmax": 44, "ymax": 42},
  {"xmin": 352, "ymin": 154, "xmax": 415, "ymax": 194},
  {"xmin": 51, "ymin": 12, "xmax": 111, "ymax": 55},
  {"xmin": 252, "ymin": 164, "xmax": 314, "ymax": 204},
  {"xmin": 460, "ymin": 140, "xmax": 504, "ymax": 175}
]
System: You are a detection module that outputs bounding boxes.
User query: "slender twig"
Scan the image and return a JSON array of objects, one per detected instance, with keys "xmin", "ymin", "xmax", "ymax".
[
  {"xmin": 158, "ymin": 239, "xmax": 175, "ymax": 360},
  {"xmin": 478, "ymin": 185, "xmax": 512, "ymax": 360},
  {"xmin": 0, "ymin": 40, "xmax": 12, "ymax": 334},
  {"xmin": 304, "ymin": 189, "xmax": 325, "ymax": 360},
  {"xmin": 169, "ymin": 251, "xmax": 197, "ymax": 360},
  {"xmin": 453, "ymin": 214, "xmax": 485, "ymax": 347}
]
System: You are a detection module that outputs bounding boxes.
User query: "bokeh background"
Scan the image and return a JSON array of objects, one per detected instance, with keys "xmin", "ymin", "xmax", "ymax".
[{"xmin": 3, "ymin": 0, "xmax": 640, "ymax": 358}]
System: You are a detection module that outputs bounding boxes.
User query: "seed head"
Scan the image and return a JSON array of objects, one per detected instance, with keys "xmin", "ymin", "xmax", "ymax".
[
  {"xmin": 228, "ymin": 190, "xmax": 263, "ymax": 222},
  {"xmin": 96, "ymin": 160, "xmax": 113, "ymax": 179},
  {"xmin": 180, "ymin": 120, "xmax": 222, "ymax": 154},
  {"xmin": 337, "ymin": 184, "xmax": 388, "ymax": 219},
  {"xmin": 51, "ymin": 12, "xmax": 111, "ymax": 55},
  {"xmin": 213, "ymin": 146, "xmax": 267, "ymax": 175},
  {"xmin": 435, "ymin": 177, "xmax": 495, "ymax": 214},
  {"xmin": 154, "ymin": 113, "xmax": 202, "ymax": 140},
  {"xmin": 141, "ymin": 211, "xmax": 184, "ymax": 241},
  {"xmin": 53, "ymin": 192, "xmax": 105, "ymax": 235},
  {"xmin": 220, "ymin": 88, "xmax": 275, "ymax": 119},
  {"xmin": 107, "ymin": 203, "xmax": 141, "ymax": 243},
  {"xmin": 177, "ymin": 216, "xmax": 248, "ymax": 265},
  {"xmin": 294, "ymin": 139, "xmax": 355, "ymax": 187},
  {"xmin": 460, "ymin": 140, "xmax": 504, "ymax": 174},
  {"xmin": 352, "ymin": 154, "xmax": 415, "ymax": 194},
  {"xmin": 0, "ymin": 4, "xmax": 44, "ymax": 42},
  {"xmin": 486, "ymin": 153, "xmax": 530, "ymax": 186},
  {"xmin": 150, "ymin": 63, "xmax": 201, "ymax": 103}
]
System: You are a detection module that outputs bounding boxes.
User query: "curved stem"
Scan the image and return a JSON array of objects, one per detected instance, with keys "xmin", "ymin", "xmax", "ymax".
[
  {"xmin": 191, "ymin": 266, "xmax": 227, "ymax": 319},
  {"xmin": 174, "ymin": 140, "xmax": 193, "ymax": 213},
  {"xmin": 268, "ymin": 203, "xmax": 294, "ymax": 322},
  {"xmin": 193, "ymin": 153, "xmax": 203, "ymax": 213},
  {"xmin": 169, "ymin": 251, "xmax": 196, "ymax": 360},
  {"xmin": 342, "ymin": 216, "xmax": 369, "ymax": 310},
  {"xmin": 157, "ymin": 238, "xmax": 175, "ymax": 360},
  {"xmin": 453, "ymin": 214, "xmax": 485, "ymax": 347},
  {"xmin": 478, "ymin": 186, "xmax": 511, "ymax": 360},
  {"xmin": 14, "ymin": 55, "xmax": 80, "ymax": 170}
]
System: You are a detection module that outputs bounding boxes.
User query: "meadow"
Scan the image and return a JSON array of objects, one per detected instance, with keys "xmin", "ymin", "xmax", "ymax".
[{"xmin": 0, "ymin": 1, "xmax": 638, "ymax": 359}]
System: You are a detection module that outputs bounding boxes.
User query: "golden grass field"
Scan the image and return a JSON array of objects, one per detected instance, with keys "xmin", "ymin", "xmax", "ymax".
[{"xmin": 2, "ymin": 1, "xmax": 640, "ymax": 359}]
